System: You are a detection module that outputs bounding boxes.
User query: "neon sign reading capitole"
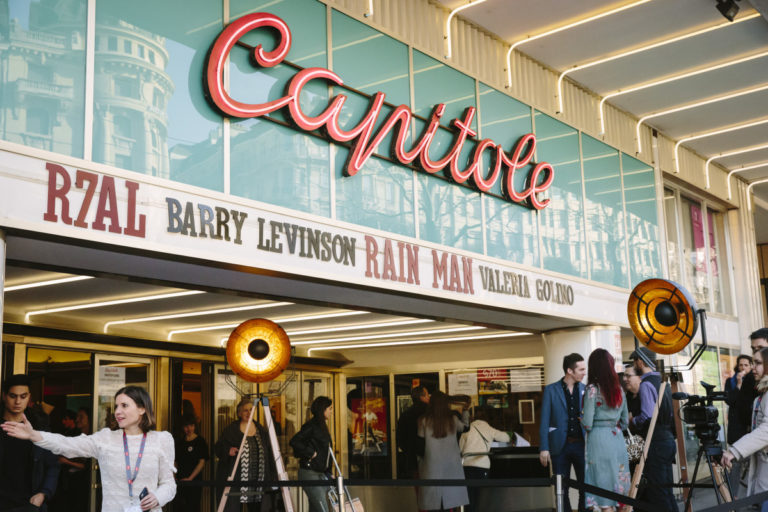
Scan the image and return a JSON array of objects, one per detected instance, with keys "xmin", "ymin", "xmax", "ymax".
[{"xmin": 204, "ymin": 13, "xmax": 555, "ymax": 209}]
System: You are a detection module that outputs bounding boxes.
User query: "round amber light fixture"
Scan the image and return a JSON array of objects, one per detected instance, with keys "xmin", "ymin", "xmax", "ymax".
[
  {"xmin": 627, "ymin": 278, "xmax": 698, "ymax": 355},
  {"xmin": 226, "ymin": 318, "xmax": 291, "ymax": 383}
]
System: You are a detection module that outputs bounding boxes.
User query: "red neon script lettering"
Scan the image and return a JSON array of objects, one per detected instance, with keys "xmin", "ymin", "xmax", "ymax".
[{"xmin": 204, "ymin": 13, "xmax": 554, "ymax": 209}]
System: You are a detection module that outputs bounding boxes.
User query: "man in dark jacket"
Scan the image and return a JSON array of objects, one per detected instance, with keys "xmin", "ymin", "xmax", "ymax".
[
  {"xmin": 0, "ymin": 374, "xmax": 59, "ymax": 512},
  {"xmin": 726, "ymin": 354, "xmax": 757, "ymax": 444},
  {"xmin": 630, "ymin": 348, "xmax": 677, "ymax": 512},
  {"xmin": 395, "ymin": 385, "xmax": 430, "ymax": 479},
  {"xmin": 725, "ymin": 354, "xmax": 757, "ymax": 498}
]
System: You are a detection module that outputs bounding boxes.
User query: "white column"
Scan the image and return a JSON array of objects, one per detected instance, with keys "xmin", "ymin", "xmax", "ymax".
[
  {"xmin": 0, "ymin": 229, "xmax": 5, "ymax": 379},
  {"xmin": 542, "ymin": 326, "xmax": 622, "ymax": 384}
]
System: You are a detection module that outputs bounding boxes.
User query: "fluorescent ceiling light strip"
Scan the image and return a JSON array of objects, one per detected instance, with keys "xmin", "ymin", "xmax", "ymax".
[
  {"xmin": 168, "ymin": 310, "xmax": 368, "ymax": 339},
  {"xmin": 25, "ymin": 290, "xmax": 204, "ymax": 322},
  {"xmin": 219, "ymin": 318, "xmax": 436, "ymax": 346},
  {"xmin": 599, "ymin": 49, "xmax": 768, "ymax": 134},
  {"xmin": 558, "ymin": 13, "xmax": 760, "ymax": 114},
  {"xmin": 727, "ymin": 162, "xmax": 768, "ymax": 199},
  {"xmin": 747, "ymin": 178, "xmax": 768, "ymax": 211},
  {"xmin": 292, "ymin": 325, "xmax": 484, "ymax": 346},
  {"xmin": 103, "ymin": 301, "xmax": 293, "ymax": 332},
  {"xmin": 674, "ymin": 118, "xmax": 768, "ymax": 173},
  {"xmin": 505, "ymin": 0, "xmax": 651, "ymax": 88},
  {"xmin": 705, "ymin": 142, "xmax": 768, "ymax": 189},
  {"xmin": 636, "ymin": 82, "xmax": 768, "ymax": 153},
  {"xmin": 444, "ymin": 0, "xmax": 488, "ymax": 59},
  {"xmin": 5, "ymin": 275, "xmax": 94, "ymax": 292},
  {"xmin": 307, "ymin": 331, "xmax": 530, "ymax": 354},
  {"xmin": 287, "ymin": 318, "xmax": 434, "ymax": 336}
]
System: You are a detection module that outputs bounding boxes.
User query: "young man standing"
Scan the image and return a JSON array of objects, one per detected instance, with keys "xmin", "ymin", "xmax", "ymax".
[
  {"xmin": 630, "ymin": 347, "xmax": 677, "ymax": 511},
  {"xmin": 0, "ymin": 374, "xmax": 59, "ymax": 512},
  {"xmin": 751, "ymin": 327, "xmax": 768, "ymax": 354},
  {"xmin": 539, "ymin": 353, "xmax": 586, "ymax": 512}
]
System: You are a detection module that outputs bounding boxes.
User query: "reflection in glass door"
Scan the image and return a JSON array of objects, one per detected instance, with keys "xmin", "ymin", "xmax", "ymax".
[
  {"xmin": 346, "ymin": 376, "xmax": 390, "ymax": 479},
  {"xmin": 27, "ymin": 347, "xmax": 94, "ymax": 512},
  {"xmin": 93, "ymin": 355, "xmax": 153, "ymax": 510}
]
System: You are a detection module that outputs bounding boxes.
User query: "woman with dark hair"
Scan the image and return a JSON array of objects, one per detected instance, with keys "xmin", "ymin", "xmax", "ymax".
[
  {"xmin": 2, "ymin": 385, "xmax": 176, "ymax": 512},
  {"xmin": 417, "ymin": 390, "xmax": 469, "ymax": 512},
  {"xmin": 215, "ymin": 397, "xmax": 275, "ymax": 512},
  {"xmin": 582, "ymin": 349, "xmax": 630, "ymax": 512},
  {"xmin": 290, "ymin": 396, "xmax": 333, "ymax": 512},
  {"xmin": 176, "ymin": 416, "xmax": 209, "ymax": 512}
]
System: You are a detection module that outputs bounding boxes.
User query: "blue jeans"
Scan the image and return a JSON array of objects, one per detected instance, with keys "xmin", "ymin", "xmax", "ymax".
[
  {"xmin": 552, "ymin": 440, "xmax": 585, "ymax": 512},
  {"xmin": 298, "ymin": 467, "xmax": 330, "ymax": 512},
  {"xmin": 639, "ymin": 437, "xmax": 677, "ymax": 512}
]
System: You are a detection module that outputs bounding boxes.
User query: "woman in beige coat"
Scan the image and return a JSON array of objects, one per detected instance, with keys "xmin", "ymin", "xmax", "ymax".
[{"xmin": 722, "ymin": 346, "xmax": 768, "ymax": 511}]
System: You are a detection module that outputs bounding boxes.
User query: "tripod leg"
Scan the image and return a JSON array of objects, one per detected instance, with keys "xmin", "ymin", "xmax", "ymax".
[
  {"xmin": 685, "ymin": 448, "xmax": 704, "ymax": 512},
  {"xmin": 706, "ymin": 455, "xmax": 732, "ymax": 504}
]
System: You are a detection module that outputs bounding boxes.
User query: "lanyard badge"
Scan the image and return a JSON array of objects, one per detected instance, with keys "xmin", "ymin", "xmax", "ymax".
[{"xmin": 123, "ymin": 432, "xmax": 148, "ymax": 499}]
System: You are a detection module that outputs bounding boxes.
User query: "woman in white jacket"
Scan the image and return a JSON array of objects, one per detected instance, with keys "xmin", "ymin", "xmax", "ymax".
[
  {"xmin": 1, "ymin": 385, "xmax": 175, "ymax": 512},
  {"xmin": 459, "ymin": 407, "xmax": 512, "ymax": 512},
  {"xmin": 722, "ymin": 346, "xmax": 768, "ymax": 511}
]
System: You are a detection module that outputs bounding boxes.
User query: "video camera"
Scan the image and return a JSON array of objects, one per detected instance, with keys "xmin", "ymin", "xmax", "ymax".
[{"xmin": 672, "ymin": 381, "xmax": 726, "ymax": 445}]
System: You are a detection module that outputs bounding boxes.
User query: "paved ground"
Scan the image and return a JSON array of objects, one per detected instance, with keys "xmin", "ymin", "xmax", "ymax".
[{"xmin": 679, "ymin": 487, "xmax": 754, "ymax": 511}]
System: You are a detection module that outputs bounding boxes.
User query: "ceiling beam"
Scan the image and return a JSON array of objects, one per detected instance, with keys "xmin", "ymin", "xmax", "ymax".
[{"xmin": 748, "ymin": 0, "xmax": 768, "ymax": 20}]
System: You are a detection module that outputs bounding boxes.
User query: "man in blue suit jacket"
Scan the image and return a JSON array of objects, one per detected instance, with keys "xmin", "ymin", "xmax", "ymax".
[{"xmin": 539, "ymin": 353, "xmax": 586, "ymax": 512}]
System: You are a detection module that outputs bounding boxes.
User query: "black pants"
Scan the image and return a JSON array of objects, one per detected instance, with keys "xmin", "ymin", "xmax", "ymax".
[
  {"xmin": 177, "ymin": 484, "xmax": 203, "ymax": 512},
  {"xmin": 463, "ymin": 466, "xmax": 488, "ymax": 512},
  {"xmin": 552, "ymin": 440, "xmax": 586, "ymax": 512},
  {"xmin": 639, "ymin": 437, "xmax": 677, "ymax": 512}
]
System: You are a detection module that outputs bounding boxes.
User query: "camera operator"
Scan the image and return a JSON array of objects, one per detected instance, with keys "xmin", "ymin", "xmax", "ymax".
[
  {"xmin": 629, "ymin": 347, "xmax": 677, "ymax": 512},
  {"xmin": 721, "ymin": 347, "xmax": 768, "ymax": 512}
]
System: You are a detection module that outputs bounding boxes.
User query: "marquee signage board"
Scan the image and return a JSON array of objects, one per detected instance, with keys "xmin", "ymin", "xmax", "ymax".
[
  {"xmin": 204, "ymin": 13, "xmax": 555, "ymax": 209},
  {"xmin": 0, "ymin": 151, "xmax": 630, "ymax": 327}
]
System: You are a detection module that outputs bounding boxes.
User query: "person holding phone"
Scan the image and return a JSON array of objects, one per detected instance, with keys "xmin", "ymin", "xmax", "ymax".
[{"xmin": 1, "ymin": 386, "xmax": 176, "ymax": 512}]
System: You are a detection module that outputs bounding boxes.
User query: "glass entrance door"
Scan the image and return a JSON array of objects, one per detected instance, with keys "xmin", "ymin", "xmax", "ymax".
[{"xmin": 92, "ymin": 355, "xmax": 153, "ymax": 510}]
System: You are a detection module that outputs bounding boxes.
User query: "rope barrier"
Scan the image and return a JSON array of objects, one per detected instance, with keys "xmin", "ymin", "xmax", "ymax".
[
  {"xmin": 178, "ymin": 474, "xmax": 656, "ymax": 510},
  {"xmin": 181, "ymin": 473, "xmax": 768, "ymax": 510}
]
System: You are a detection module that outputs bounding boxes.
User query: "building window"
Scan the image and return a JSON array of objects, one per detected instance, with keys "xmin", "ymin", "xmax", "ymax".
[
  {"xmin": 152, "ymin": 89, "xmax": 163, "ymax": 109},
  {"xmin": 114, "ymin": 76, "xmax": 138, "ymax": 99},
  {"xmin": 124, "ymin": 40, "xmax": 132, "ymax": 54},
  {"xmin": 115, "ymin": 154, "xmax": 132, "ymax": 169},
  {"xmin": 148, "ymin": 51, "xmax": 155, "ymax": 64},
  {"xmin": 664, "ymin": 188, "xmax": 681, "ymax": 284},
  {"xmin": 26, "ymin": 108, "xmax": 50, "ymax": 135},
  {"xmin": 27, "ymin": 63, "xmax": 52, "ymax": 82},
  {"xmin": 708, "ymin": 208, "xmax": 734, "ymax": 315},
  {"xmin": 664, "ymin": 188, "xmax": 734, "ymax": 315},
  {"xmin": 138, "ymin": 45, "xmax": 144, "ymax": 58},
  {"xmin": 113, "ymin": 115, "xmax": 131, "ymax": 138},
  {"xmin": 108, "ymin": 36, "xmax": 117, "ymax": 51}
]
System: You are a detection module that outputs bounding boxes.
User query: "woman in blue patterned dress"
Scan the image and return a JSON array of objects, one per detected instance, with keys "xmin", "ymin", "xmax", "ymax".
[{"xmin": 582, "ymin": 348, "xmax": 631, "ymax": 511}]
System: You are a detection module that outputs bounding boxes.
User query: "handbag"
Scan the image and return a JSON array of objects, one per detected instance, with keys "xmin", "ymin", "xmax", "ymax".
[
  {"xmin": 327, "ymin": 445, "xmax": 365, "ymax": 512},
  {"xmin": 625, "ymin": 433, "xmax": 645, "ymax": 463},
  {"xmin": 328, "ymin": 487, "xmax": 365, "ymax": 512}
]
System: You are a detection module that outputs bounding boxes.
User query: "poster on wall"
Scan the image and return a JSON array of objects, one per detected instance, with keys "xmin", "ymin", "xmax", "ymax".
[
  {"xmin": 99, "ymin": 366, "xmax": 125, "ymax": 397},
  {"xmin": 477, "ymin": 368, "xmax": 510, "ymax": 394},
  {"xmin": 508, "ymin": 368, "xmax": 543, "ymax": 393},
  {"xmin": 479, "ymin": 395, "xmax": 510, "ymax": 408},
  {"xmin": 448, "ymin": 372, "xmax": 478, "ymax": 396},
  {"xmin": 349, "ymin": 397, "xmax": 388, "ymax": 456}
]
